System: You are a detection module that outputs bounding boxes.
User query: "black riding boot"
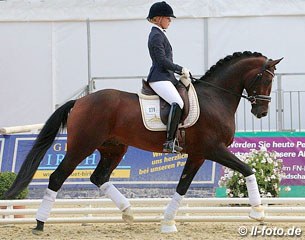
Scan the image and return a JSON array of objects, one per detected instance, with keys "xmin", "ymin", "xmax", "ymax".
[{"xmin": 163, "ymin": 103, "xmax": 183, "ymax": 153}]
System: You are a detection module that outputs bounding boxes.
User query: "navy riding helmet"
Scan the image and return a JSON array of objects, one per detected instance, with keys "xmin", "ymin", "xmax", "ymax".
[{"xmin": 147, "ymin": 1, "xmax": 176, "ymax": 20}]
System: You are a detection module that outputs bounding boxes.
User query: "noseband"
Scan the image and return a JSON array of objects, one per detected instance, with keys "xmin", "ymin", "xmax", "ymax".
[{"xmin": 190, "ymin": 59, "xmax": 274, "ymax": 105}]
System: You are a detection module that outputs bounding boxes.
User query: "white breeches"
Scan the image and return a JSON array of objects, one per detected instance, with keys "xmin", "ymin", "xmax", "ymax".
[{"xmin": 149, "ymin": 81, "xmax": 184, "ymax": 109}]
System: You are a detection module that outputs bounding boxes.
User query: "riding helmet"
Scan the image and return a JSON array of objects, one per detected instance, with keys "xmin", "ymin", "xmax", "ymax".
[{"xmin": 147, "ymin": 1, "xmax": 176, "ymax": 20}]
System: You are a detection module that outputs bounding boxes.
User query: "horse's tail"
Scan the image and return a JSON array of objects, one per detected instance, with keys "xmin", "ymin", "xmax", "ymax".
[{"xmin": 3, "ymin": 100, "xmax": 76, "ymax": 199}]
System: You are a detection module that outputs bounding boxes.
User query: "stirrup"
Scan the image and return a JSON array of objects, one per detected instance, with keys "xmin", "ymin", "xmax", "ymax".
[{"xmin": 163, "ymin": 140, "xmax": 183, "ymax": 153}]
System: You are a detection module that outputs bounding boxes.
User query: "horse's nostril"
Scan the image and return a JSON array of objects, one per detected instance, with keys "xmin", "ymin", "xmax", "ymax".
[{"xmin": 262, "ymin": 112, "xmax": 268, "ymax": 117}]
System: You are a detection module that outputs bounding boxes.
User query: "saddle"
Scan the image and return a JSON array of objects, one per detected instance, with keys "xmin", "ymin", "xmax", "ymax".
[{"xmin": 141, "ymin": 80, "xmax": 190, "ymax": 125}]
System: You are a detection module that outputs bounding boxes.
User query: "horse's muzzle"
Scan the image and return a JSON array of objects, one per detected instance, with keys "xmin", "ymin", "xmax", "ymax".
[{"xmin": 251, "ymin": 106, "xmax": 268, "ymax": 119}]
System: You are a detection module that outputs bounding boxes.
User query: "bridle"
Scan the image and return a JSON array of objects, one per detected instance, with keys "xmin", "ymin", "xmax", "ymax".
[{"xmin": 190, "ymin": 59, "xmax": 275, "ymax": 105}]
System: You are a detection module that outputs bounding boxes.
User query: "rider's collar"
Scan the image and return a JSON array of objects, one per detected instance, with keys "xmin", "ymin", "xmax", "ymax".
[{"xmin": 153, "ymin": 25, "xmax": 167, "ymax": 34}]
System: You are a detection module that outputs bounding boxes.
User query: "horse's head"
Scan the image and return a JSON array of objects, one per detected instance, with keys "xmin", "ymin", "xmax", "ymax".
[{"xmin": 245, "ymin": 58, "xmax": 283, "ymax": 118}]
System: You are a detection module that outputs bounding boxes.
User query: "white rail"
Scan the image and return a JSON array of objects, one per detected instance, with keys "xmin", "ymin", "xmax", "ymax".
[
  {"xmin": 1, "ymin": 198, "xmax": 304, "ymax": 224},
  {"xmin": 0, "ymin": 124, "xmax": 44, "ymax": 134},
  {"xmin": 1, "ymin": 197, "xmax": 305, "ymax": 206}
]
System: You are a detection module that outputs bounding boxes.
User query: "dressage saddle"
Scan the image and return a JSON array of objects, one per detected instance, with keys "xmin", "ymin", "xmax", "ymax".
[{"xmin": 141, "ymin": 80, "xmax": 190, "ymax": 125}]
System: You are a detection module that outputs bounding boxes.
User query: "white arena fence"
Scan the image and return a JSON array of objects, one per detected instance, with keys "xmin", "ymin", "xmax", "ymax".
[
  {"xmin": 1, "ymin": 198, "xmax": 305, "ymax": 225},
  {"xmin": 0, "ymin": 124, "xmax": 44, "ymax": 135}
]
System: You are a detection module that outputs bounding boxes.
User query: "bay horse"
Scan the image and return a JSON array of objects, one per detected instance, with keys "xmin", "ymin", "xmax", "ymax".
[{"xmin": 4, "ymin": 51, "xmax": 282, "ymax": 234}]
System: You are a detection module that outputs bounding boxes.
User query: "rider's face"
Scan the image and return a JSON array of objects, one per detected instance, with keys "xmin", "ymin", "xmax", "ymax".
[{"xmin": 156, "ymin": 16, "xmax": 172, "ymax": 29}]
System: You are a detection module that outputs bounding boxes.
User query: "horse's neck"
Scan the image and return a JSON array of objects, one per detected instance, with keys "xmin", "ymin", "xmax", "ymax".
[
  {"xmin": 199, "ymin": 74, "xmax": 244, "ymax": 113},
  {"xmin": 211, "ymin": 65, "xmax": 246, "ymax": 94},
  {"xmin": 197, "ymin": 57, "xmax": 265, "ymax": 114}
]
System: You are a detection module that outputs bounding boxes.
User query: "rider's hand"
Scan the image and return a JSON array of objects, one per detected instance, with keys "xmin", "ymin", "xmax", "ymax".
[
  {"xmin": 180, "ymin": 67, "xmax": 191, "ymax": 87},
  {"xmin": 181, "ymin": 67, "xmax": 190, "ymax": 78}
]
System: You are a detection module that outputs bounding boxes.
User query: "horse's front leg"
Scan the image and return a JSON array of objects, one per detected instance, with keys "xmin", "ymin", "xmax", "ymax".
[
  {"xmin": 209, "ymin": 145, "xmax": 265, "ymax": 221},
  {"xmin": 161, "ymin": 155, "xmax": 205, "ymax": 233}
]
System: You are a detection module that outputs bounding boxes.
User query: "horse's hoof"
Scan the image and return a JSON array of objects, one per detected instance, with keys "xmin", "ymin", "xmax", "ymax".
[
  {"xmin": 122, "ymin": 207, "xmax": 134, "ymax": 224},
  {"xmin": 161, "ymin": 220, "xmax": 178, "ymax": 233},
  {"xmin": 249, "ymin": 204, "xmax": 265, "ymax": 221},
  {"xmin": 32, "ymin": 228, "xmax": 43, "ymax": 235}
]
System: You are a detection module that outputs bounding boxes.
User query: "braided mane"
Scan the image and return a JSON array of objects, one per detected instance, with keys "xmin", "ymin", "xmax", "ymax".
[{"xmin": 199, "ymin": 51, "xmax": 266, "ymax": 81}]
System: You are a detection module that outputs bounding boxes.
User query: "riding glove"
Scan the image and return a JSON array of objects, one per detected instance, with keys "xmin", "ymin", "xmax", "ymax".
[{"xmin": 181, "ymin": 67, "xmax": 190, "ymax": 78}]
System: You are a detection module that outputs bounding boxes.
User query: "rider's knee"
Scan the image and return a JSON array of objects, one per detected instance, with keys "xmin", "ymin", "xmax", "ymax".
[
  {"xmin": 172, "ymin": 99, "xmax": 183, "ymax": 109},
  {"xmin": 177, "ymin": 99, "xmax": 184, "ymax": 109}
]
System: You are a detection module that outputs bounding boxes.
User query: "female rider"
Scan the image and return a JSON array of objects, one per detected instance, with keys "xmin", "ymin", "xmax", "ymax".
[{"xmin": 146, "ymin": 1, "xmax": 190, "ymax": 153}]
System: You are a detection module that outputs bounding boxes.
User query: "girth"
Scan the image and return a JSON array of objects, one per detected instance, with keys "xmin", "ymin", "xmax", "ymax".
[{"xmin": 141, "ymin": 80, "xmax": 190, "ymax": 125}]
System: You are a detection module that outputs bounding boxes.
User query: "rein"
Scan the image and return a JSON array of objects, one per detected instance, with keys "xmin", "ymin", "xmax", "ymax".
[{"xmin": 189, "ymin": 60, "xmax": 274, "ymax": 105}]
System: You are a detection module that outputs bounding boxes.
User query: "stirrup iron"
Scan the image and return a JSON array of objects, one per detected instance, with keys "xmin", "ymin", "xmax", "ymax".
[{"xmin": 163, "ymin": 139, "xmax": 182, "ymax": 153}]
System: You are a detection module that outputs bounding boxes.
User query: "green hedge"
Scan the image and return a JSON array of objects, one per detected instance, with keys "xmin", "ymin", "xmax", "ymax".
[{"xmin": 0, "ymin": 172, "xmax": 29, "ymax": 199}]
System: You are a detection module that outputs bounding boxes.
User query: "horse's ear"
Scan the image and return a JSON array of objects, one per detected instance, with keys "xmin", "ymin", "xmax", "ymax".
[{"xmin": 267, "ymin": 57, "xmax": 283, "ymax": 68}]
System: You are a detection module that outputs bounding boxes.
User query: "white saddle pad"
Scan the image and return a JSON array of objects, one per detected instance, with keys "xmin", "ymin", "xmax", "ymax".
[{"xmin": 138, "ymin": 83, "xmax": 200, "ymax": 131}]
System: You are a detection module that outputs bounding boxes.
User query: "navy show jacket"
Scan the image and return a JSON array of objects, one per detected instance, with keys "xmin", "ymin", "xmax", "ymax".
[{"xmin": 147, "ymin": 26, "xmax": 182, "ymax": 84}]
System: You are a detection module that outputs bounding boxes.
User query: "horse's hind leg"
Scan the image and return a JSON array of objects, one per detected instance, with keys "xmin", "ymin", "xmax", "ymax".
[
  {"xmin": 90, "ymin": 141, "xmax": 127, "ymax": 187},
  {"xmin": 33, "ymin": 149, "xmax": 94, "ymax": 234},
  {"xmin": 90, "ymin": 141, "xmax": 133, "ymax": 223},
  {"xmin": 161, "ymin": 154, "xmax": 205, "ymax": 233}
]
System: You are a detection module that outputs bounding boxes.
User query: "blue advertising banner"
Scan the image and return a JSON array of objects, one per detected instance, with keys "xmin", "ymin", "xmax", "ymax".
[
  {"xmin": 1, "ymin": 132, "xmax": 304, "ymax": 197},
  {"xmin": 0, "ymin": 136, "xmax": 4, "ymax": 171},
  {"xmin": 1, "ymin": 134, "xmax": 220, "ymax": 189}
]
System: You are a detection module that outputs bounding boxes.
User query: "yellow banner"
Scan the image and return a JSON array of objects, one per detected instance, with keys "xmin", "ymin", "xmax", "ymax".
[{"xmin": 34, "ymin": 169, "xmax": 130, "ymax": 179}]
